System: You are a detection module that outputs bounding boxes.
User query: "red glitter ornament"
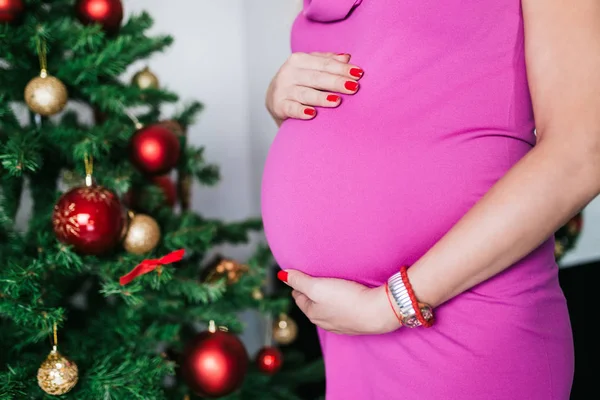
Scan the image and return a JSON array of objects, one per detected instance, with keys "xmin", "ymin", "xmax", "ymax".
[
  {"xmin": 75, "ymin": 0, "xmax": 123, "ymax": 33},
  {"xmin": 130, "ymin": 124, "xmax": 181, "ymax": 176},
  {"xmin": 52, "ymin": 185, "xmax": 125, "ymax": 255},
  {"xmin": 255, "ymin": 346, "xmax": 283, "ymax": 375},
  {"xmin": 181, "ymin": 326, "xmax": 248, "ymax": 398},
  {"xmin": 0, "ymin": 0, "xmax": 24, "ymax": 24}
]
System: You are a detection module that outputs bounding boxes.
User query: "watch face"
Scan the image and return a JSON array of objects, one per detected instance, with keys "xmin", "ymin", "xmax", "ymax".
[
  {"xmin": 403, "ymin": 315, "xmax": 421, "ymax": 328},
  {"xmin": 402, "ymin": 306, "xmax": 434, "ymax": 328}
]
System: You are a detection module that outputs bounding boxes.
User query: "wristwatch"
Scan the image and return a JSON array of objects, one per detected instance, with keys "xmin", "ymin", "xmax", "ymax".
[{"xmin": 388, "ymin": 271, "xmax": 434, "ymax": 328}]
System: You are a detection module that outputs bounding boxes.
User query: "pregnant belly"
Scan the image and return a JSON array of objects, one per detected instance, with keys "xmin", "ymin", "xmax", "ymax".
[{"xmin": 261, "ymin": 114, "xmax": 532, "ymax": 286}]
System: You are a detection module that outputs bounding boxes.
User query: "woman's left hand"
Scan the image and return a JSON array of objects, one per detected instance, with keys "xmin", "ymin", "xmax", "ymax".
[{"xmin": 279, "ymin": 270, "xmax": 401, "ymax": 335}]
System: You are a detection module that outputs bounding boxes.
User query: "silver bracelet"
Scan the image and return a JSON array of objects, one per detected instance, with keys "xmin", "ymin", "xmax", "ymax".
[
  {"xmin": 388, "ymin": 271, "xmax": 435, "ymax": 328},
  {"xmin": 387, "ymin": 271, "xmax": 416, "ymax": 319}
]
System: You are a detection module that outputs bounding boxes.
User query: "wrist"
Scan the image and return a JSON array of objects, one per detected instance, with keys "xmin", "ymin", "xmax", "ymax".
[{"xmin": 371, "ymin": 285, "xmax": 402, "ymax": 333}]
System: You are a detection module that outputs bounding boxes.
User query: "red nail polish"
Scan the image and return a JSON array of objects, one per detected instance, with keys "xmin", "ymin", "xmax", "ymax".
[
  {"xmin": 345, "ymin": 81, "xmax": 359, "ymax": 91},
  {"xmin": 349, "ymin": 68, "xmax": 363, "ymax": 78},
  {"xmin": 327, "ymin": 94, "xmax": 340, "ymax": 102},
  {"xmin": 277, "ymin": 270, "xmax": 288, "ymax": 283},
  {"xmin": 336, "ymin": 52, "xmax": 347, "ymax": 55},
  {"xmin": 304, "ymin": 108, "xmax": 316, "ymax": 116}
]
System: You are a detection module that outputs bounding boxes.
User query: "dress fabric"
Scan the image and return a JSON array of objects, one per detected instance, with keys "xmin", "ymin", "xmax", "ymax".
[{"xmin": 261, "ymin": 1, "xmax": 574, "ymax": 399}]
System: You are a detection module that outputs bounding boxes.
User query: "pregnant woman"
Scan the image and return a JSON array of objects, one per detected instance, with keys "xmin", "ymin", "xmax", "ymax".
[{"xmin": 262, "ymin": 1, "xmax": 599, "ymax": 399}]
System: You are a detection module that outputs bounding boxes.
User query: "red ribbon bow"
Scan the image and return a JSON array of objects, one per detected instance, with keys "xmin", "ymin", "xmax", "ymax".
[{"xmin": 119, "ymin": 249, "xmax": 185, "ymax": 286}]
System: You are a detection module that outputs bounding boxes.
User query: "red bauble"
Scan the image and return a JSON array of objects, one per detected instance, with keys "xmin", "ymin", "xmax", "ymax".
[
  {"xmin": 75, "ymin": 0, "xmax": 123, "ymax": 33},
  {"xmin": 52, "ymin": 185, "xmax": 125, "ymax": 255},
  {"xmin": 180, "ymin": 330, "xmax": 248, "ymax": 398},
  {"xmin": 0, "ymin": 0, "xmax": 24, "ymax": 23},
  {"xmin": 152, "ymin": 175, "xmax": 177, "ymax": 207},
  {"xmin": 572, "ymin": 212, "xmax": 583, "ymax": 232},
  {"xmin": 130, "ymin": 124, "xmax": 181, "ymax": 175},
  {"xmin": 124, "ymin": 175, "xmax": 177, "ymax": 209},
  {"xmin": 255, "ymin": 346, "xmax": 283, "ymax": 375}
]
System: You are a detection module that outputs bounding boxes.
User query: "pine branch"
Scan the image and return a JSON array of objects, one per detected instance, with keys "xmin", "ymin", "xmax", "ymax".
[
  {"xmin": 0, "ymin": 366, "xmax": 28, "ymax": 400},
  {"xmin": 0, "ymin": 174, "xmax": 23, "ymax": 223},
  {"xmin": 182, "ymin": 146, "xmax": 220, "ymax": 186},
  {"xmin": 0, "ymin": 129, "xmax": 42, "ymax": 176},
  {"xmin": 0, "ymin": 94, "xmax": 20, "ymax": 128},
  {"xmin": 172, "ymin": 101, "xmax": 204, "ymax": 128}
]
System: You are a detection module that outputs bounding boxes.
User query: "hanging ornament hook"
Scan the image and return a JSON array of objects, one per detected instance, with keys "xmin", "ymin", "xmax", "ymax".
[
  {"xmin": 36, "ymin": 35, "xmax": 48, "ymax": 78},
  {"xmin": 84, "ymin": 154, "xmax": 94, "ymax": 187},
  {"xmin": 118, "ymin": 101, "xmax": 144, "ymax": 129},
  {"xmin": 52, "ymin": 322, "xmax": 58, "ymax": 352},
  {"xmin": 208, "ymin": 320, "xmax": 217, "ymax": 333}
]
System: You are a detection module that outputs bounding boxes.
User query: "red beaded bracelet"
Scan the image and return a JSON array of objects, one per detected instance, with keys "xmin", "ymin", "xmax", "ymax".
[{"xmin": 400, "ymin": 266, "xmax": 434, "ymax": 328}]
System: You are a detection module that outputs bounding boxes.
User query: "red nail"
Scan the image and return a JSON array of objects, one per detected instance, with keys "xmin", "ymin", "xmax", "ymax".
[
  {"xmin": 326, "ymin": 94, "xmax": 340, "ymax": 102},
  {"xmin": 349, "ymin": 68, "xmax": 363, "ymax": 78},
  {"xmin": 336, "ymin": 52, "xmax": 347, "ymax": 55},
  {"xmin": 345, "ymin": 81, "xmax": 359, "ymax": 91},
  {"xmin": 277, "ymin": 270, "xmax": 288, "ymax": 283},
  {"xmin": 304, "ymin": 108, "xmax": 316, "ymax": 116}
]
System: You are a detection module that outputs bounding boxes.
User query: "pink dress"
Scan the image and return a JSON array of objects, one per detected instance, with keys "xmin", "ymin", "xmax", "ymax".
[{"xmin": 261, "ymin": 1, "xmax": 574, "ymax": 399}]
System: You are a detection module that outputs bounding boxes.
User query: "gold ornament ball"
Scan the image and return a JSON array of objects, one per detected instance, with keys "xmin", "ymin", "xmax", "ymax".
[
  {"xmin": 123, "ymin": 214, "xmax": 161, "ymax": 255},
  {"xmin": 132, "ymin": 67, "xmax": 159, "ymax": 90},
  {"xmin": 24, "ymin": 74, "xmax": 68, "ymax": 116},
  {"xmin": 252, "ymin": 288, "xmax": 264, "ymax": 300},
  {"xmin": 205, "ymin": 259, "xmax": 249, "ymax": 285},
  {"xmin": 273, "ymin": 314, "xmax": 298, "ymax": 345},
  {"xmin": 37, "ymin": 349, "xmax": 79, "ymax": 395},
  {"xmin": 554, "ymin": 241, "xmax": 565, "ymax": 259}
]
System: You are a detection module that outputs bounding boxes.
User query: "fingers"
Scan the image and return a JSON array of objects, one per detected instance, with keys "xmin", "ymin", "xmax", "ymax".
[
  {"xmin": 287, "ymin": 52, "xmax": 363, "ymax": 81},
  {"xmin": 292, "ymin": 290, "xmax": 314, "ymax": 317},
  {"xmin": 289, "ymin": 86, "xmax": 342, "ymax": 109},
  {"xmin": 282, "ymin": 270, "xmax": 317, "ymax": 298},
  {"xmin": 272, "ymin": 90, "xmax": 341, "ymax": 122},
  {"xmin": 294, "ymin": 69, "xmax": 360, "ymax": 94},
  {"xmin": 266, "ymin": 51, "xmax": 363, "ymax": 124},
  {"xmin": 279, "ymin": 100, "xmax": 317, "ymax": 120},
  {"xmin": 310, "ymin": 51, "xmax": 351, "ymax": 63}
]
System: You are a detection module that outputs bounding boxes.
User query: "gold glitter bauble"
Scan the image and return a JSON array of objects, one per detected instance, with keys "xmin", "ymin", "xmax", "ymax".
[
  {"xmin": 37, "ymin": 349, "xmax": 78, "ymax": 395},
  {"xmin": 24, "ymin": 74, "xmax": 68, "ymax": 116},
  {"xmin": 132, "ymin": 66, "xmax": 159, "ymax": 90},
  {"xmin": 273, "ymin": 313, "xmax": 298, "ymax": 345},
  {"xmin": 123, "ymin": 214, "xmax": 161, "ymax": 255},
  {"xmin": 252, "ymin": 288, "xmax": 264, "ymax": 300},
  {"xmin": 554, "ymin": 241, "xmax": 564, "ymax": 259},
  {"xmin": 204, "ymin": 258, "xmax": 249, "ymax": 285}
]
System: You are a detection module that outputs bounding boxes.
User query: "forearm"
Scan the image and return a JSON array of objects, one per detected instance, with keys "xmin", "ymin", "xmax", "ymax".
[{"xmin": 407, "ymin": 137, "xmax": 600, "ymax": 308}]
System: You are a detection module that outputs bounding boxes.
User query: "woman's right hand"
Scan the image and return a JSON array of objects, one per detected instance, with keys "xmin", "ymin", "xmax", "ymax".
[{"xmin": 266, "ymin": 52, "xmax": 364, "ymax": 126}]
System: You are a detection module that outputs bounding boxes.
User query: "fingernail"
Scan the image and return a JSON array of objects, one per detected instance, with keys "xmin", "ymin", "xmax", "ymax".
[
  {"xmin": 304, "ymin": 108, "xmax": 316, "ymax": 116},
  {"xmin": 326, "ymin": 94, "xmax": 340, "ymax": 102},
  {"xmin": 349, "ymin": 68, "xmax": 363, "ymax": 78},
  {"xmin": 336, "ymin": 52, "xmax": 347, "ymax": 56},
  {"xmin": 277, "ymin": 270, "xmax": 288, "ymax": 283},
  {"xmin": 345, "ymin": 81, "xmax": 359, "ymax": 91}
]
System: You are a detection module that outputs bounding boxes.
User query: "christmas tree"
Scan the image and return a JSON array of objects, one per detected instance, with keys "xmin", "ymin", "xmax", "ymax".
[{"xmin": 0, "ymin": 1, "xmax": 322, "ymax": 398}]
